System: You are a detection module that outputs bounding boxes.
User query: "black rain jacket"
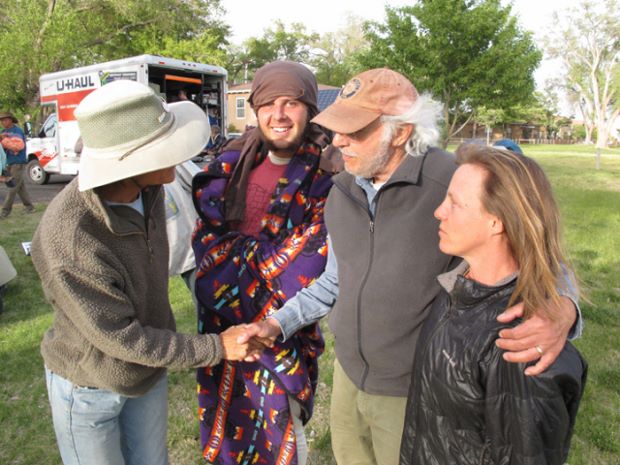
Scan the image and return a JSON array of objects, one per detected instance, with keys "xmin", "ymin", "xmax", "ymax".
[{"xmin": 400, "ymin": 264, "xmax": 587, "ymax": 465}]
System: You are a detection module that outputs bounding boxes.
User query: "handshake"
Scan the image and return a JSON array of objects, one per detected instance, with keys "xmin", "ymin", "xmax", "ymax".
[{"xmin": 218, "ymin": 318, "xmax": 284, "ymax": 362}]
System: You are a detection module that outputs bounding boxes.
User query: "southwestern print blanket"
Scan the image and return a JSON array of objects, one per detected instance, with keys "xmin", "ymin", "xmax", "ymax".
[{"xmin": 192, "ymin": 141, "xmax": 332, "ymax": 465}]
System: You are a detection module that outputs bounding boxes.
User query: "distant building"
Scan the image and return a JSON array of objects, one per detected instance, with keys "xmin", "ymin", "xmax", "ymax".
[
  {"xmin": 452, "ymin": 121, "xmax": 545, "ymax": 142},
  {"xmin": 227, "ymin": 83, "xmax": 253, "ymax": 133}
]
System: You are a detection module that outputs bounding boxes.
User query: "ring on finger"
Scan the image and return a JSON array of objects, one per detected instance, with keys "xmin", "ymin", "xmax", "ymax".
[{"xmin": 535, "ymin": 345, "xmax": 544, "ymax": 355}]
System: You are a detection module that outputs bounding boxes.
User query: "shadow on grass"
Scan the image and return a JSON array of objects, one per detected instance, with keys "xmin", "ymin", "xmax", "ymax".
[{"xmin": 0, "ymin": 276, "xmax": 52, "ymax": 327}]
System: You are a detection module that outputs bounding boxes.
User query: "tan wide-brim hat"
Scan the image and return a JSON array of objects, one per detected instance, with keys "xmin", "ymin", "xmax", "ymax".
[{"xmin": 77, "ymin": 80, "xmax": 210, "ymax": 191}]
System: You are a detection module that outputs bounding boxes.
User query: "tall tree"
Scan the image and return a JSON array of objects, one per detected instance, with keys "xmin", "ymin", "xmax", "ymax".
[
  {"xmin": 0, "ymin": 0, "xmax": 229, "ymax": 113},
  {"xmin": 226, "ymin": 21, "xmax": 318, "ymax": 84},
  {"xmin": 357, "ymin": 0, "xmax": 541, "ymax": 146},
  {"xmin": 474, "ymin": 106, "xmax": 506, "ymax": 144},
  {"xmin": 546, "ymin": 0, "xmax": 620, "ymax": 149},
  {"xmin": 310, "ymin": 15, "xmax": 369, "ymax": 87},
  {"xmin": 507, "ymin": 84, "xmax": 568, "ymax": 140}
]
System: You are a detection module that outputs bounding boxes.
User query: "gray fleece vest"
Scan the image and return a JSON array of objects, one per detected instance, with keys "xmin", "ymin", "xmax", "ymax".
[{"xmin": 324, "ymin": 148, "xmax": 457, "ymax": 396}]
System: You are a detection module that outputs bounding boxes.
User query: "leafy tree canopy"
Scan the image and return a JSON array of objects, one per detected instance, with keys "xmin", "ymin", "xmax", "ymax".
[
  {"xmin": 0, "ymin": 0, "xmax": 228, "ymax": 112},
  {"xmin": 310, "ymin": 15, "xmax": 369, "ymax": 87},
  {"xmin": 545, "ymin": 0, "xmax": 620, "ymax": 148},
  {"xmin": 357, "ymin": 0, "xmax": 541, "ymax": 145},
  {"xmin": 226, "ymin": 21, "xmax": 318, "ymax": 84}
]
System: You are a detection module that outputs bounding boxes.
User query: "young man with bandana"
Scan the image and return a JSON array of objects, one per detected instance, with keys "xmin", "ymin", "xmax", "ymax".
[{"xmin": 191, "ymin": 61, "xmax": 337, "ymax": 465}]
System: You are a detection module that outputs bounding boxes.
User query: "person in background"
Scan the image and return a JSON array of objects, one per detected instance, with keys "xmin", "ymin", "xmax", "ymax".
[
  {"xmin": 23, "ymin": 113, "xmax": 33, "ymax": 138},
  {"xmin": 400, "ymin": 143, "xmax": 587, "ymax": 465},
  {"xmin": 1, "ymin": 111, "xmax": 34, "ymax": 218},
  {"xmin": 191, "ymin": 60, "xmax": 335, "ymax": 465},
  {"xmin": 31, "ymin": 80, "xmax": 268, "ymax": 465},
  {"xmin": 493, "ymin": 138, "xmax": 524, "ymax": 154},
  {"xmin": 240, "ymin": 68, "xmax": 582, "ymax": 465},
  {"xmin": 204, "ymin": 124, "xmax": 226, "ymax": 158},
  {"xmin": 164, "ymin": 159, "xmax": 201, "ymax": 292},
  {"xmin": 1, "ymin": 143, "xmax": 15, "ymax": 186}
]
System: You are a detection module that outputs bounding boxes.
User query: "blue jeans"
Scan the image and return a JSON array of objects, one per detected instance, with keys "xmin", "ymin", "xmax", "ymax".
[{"xmin": 45, "ymin": 367, "xmax": 169, "ymax": 465}]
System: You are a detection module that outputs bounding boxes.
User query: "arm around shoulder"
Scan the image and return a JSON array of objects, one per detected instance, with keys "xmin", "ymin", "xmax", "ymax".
[{"xmin": 484, "ymin": 345, "xmax": 586, "ymax": 465}]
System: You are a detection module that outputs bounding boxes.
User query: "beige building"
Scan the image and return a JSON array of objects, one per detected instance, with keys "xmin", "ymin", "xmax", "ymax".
[
  {"xmin": 227, "ymin": 83, "xmax": 254, "ymax": 133},
  {"xmin": 450, "ymin": 121, "xmax": 547, "ymax": 144}
]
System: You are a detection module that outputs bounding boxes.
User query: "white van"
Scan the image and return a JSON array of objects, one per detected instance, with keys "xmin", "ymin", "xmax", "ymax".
[{"xmin": 26, "ymin": 55, "xmax": 227, "ymax": 184}]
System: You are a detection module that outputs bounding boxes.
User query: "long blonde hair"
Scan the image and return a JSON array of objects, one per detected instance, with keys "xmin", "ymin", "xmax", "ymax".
[{"xmin": 455, "ymin": 144, "xmax": 575, "ymax": 319}]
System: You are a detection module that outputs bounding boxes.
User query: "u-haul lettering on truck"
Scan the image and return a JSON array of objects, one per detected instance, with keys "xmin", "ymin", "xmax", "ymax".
[
  {"xmin": 41, "ymin": 72, "xmax": 100, "ymax": 98},
  {"xmin": 41, "ymin": 72, "xmax": 101, "ymax": 122},
  {"xmin": 56, "ymin": 75, "xmax": 96, "ymax": 92}
]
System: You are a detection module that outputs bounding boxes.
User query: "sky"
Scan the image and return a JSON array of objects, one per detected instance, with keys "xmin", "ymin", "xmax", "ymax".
[
  {"xmin": 222, "ymin": 0, "xmax": 572, "ymax": 44},
  {"xmin": 222, "ymin": 0, "xmax": 577, "ymax": 113}
]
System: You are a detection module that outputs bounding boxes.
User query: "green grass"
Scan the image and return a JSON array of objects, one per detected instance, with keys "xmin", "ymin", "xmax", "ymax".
[
  {"xmin": 1, "ymin": 144, "xmax": 618, "ymax": 464},
  {"xmin": 523, "ymin": 146, "xmax": 620, "ymax": 465}
]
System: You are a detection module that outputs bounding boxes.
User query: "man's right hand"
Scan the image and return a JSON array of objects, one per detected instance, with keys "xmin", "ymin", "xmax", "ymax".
[
  {"xmin": 219, "ymin": 325, "xmax": 273, "ymax": 362},
  {"xmin": 237, "ymin": 319, "xmax": 282, "ymax": 346}
]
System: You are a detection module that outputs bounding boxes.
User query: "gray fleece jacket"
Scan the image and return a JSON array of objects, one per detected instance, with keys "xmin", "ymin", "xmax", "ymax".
[
  {"xmin": 32, "ymin": 178, "xmax": 222, "ymax": 397},
  {"xmin": 325, "ymin": 148, "xmax": 458, "ymax": 396}
]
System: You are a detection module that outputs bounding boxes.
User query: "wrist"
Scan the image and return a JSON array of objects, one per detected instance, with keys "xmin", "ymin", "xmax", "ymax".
[{"xmin": 266, "ymin": 317, "xmax": 284, "ymax": 338}]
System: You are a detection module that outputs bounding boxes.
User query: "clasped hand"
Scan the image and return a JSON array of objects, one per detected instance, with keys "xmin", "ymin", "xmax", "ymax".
[{"xmin": 219, "ymin": 324, "xmax": 276, "ymax": 362}]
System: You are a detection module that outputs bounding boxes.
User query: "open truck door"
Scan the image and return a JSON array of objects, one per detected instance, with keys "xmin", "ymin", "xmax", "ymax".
[{"xmin": 26, "ymin": 55, "xmax": 227, "ymax": 184}]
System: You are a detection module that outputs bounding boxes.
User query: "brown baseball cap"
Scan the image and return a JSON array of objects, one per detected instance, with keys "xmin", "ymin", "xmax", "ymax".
[{"xmin": 312, "ymin": 68, "xmax": 418, "ymax": 134}]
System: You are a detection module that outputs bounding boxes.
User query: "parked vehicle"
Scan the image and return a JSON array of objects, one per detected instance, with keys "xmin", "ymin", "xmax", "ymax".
[{"xmin": 26, "ymin": 55, "xmax": 228, "ymax": 184}]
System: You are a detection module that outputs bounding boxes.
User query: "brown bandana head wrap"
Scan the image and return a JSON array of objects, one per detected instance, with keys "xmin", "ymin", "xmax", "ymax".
[
  {"xmin": 221, "ymin": 61, "xmax": 336, "ymax": 223},
  {"xmin": 248, "ymin": 61, "xmax": 319, "ymax": 118}
]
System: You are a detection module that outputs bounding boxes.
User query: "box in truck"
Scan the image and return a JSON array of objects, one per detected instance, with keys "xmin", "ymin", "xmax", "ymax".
[{"xmin": 26, "ymin": 54, "xmax": 227, "ymax": 184}]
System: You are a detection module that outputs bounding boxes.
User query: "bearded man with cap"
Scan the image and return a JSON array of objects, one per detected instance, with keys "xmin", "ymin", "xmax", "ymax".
[
  {"xmin": 31, "ymin": 80, "xmax": 267, "ymax": 465},
  {"xmin": 191, "ymin": 61, "xmax": 336, "ymax": 465},
  {"xmin": 240, "ymin": 68, "xmax": 582, "ymax": 465}
]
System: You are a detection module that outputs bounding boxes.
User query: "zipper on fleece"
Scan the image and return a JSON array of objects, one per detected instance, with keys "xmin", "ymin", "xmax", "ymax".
[
  {"xmin": 143, "ymin": 191, "xmax": 159, "ymax": 263},
  {"xmin": 332, "ymin": 179, "xmax": 382, "ymax": 390},
  {"xmin": 357, "ymin": 214, "xmax": 375, "ymax": 389}
]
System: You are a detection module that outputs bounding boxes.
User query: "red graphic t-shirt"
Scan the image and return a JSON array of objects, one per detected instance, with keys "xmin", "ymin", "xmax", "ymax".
[{"xmin": 238, "ymin": 155, "xmax": 288, "ymax": 236}]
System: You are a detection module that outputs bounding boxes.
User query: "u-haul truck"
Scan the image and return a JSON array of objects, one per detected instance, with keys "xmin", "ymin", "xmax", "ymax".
[{"xmin": 26, "ymin": 54, "xmax": 227, "ymax": 184}]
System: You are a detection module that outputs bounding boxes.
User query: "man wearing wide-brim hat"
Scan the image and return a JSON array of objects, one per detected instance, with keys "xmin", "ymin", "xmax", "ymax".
[
  {"xmin": 1, "ymin": 110, "xmax": 34, "ymax": 218},
  {"xmin": 30, "ymin": 80, "xmax": 269, "ymax": 465}
]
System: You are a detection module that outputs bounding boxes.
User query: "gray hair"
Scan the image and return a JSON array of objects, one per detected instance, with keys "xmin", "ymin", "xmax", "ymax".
[{"xmin": 380, "ymin": 93, "xmax": 443, "ymax": 156}]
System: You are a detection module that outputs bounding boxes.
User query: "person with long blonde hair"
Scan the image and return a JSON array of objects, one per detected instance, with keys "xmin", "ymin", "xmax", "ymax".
[{"xmin": 400, "ymin": 144, "xmax": 587, "ymax": 465}]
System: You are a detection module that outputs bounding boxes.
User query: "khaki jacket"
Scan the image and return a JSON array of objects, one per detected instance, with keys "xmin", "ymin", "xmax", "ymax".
[{"xmin": 32, "ymin": 179, "xmax": 222, "ymax": 397}]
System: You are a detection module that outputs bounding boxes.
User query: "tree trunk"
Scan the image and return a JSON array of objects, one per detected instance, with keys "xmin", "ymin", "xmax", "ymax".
[
  {"xmin": 584, "ymin": 124, "xmax": 594, "ymax": 145},
  {"xmin": 596, "ymin": 126, "xmax": 609, "ymax": 149},
  {"xmin": 442, "ymin": 103, "xmax": 451, "ymax": 149},
  {"xmin": 596, "ymin": 108, "xmax": 620, "ymax": 149}
]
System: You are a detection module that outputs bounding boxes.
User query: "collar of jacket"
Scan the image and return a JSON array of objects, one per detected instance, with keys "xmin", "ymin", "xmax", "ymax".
[
  {"xmin": 331, "ymin": 151, "xmax": 427, "ymax": 207},
  {"xmin": 84, "ymin": 184, "xmax": 162, "ymax": 236},
  {"xmin": 438, "ymin": 261, "xmax": 518, "ymax": 308}
]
